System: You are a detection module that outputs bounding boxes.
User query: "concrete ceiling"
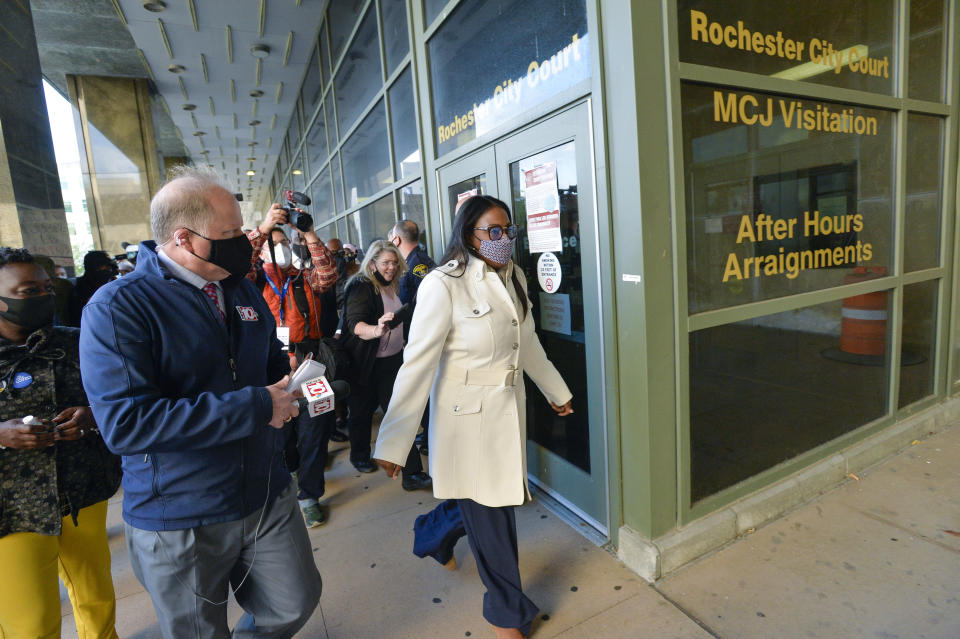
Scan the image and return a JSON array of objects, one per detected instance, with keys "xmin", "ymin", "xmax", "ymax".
[
  {"xmin": 31, "ymin": 0, "xmax": 187, "ymax": 158},
  {"xmin": 115, "ymin": 0, "xmax": 328, "ymax": 204}
]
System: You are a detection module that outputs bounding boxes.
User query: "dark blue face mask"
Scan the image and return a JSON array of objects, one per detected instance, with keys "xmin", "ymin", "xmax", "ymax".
[{"xmin": 184, "ymin": 229, "xmax": 253, "ymax": 278}]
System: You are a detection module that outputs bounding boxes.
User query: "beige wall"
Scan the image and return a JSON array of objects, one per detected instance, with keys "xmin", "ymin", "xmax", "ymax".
[{"xmin": 68, "ymin": 75, "xmax": 162, "ymax": 253}]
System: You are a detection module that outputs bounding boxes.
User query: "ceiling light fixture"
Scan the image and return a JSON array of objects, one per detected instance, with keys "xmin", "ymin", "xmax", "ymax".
[
  {"xmin": 250, "ymin": 44, "xmax": 271, "ymax": 59},
  {"xmin": 249, "ymin": 89, "xmax": 264, "ymax": 98},
  {"xmin": 247, "ymin": 156, "xmax": 257, "ymax": 162},
  {"xmin": 248, "ymin": 141, "xmax": 258, "ymax": 146},
  {"xmin": 168, "ymin": 64, "xmax": 186, "ymax": 74},
  {"xmin": 192, "ymin": 131, "xmax": 206, "ymax": 136},
  {"xmin": 248, "ymin": 119, "xmax": 261, "ymax": 126},
  {"xmin": 181, "ymin": 103, "xmax": 197, "ymax": 110},
  {"xmin": 292, "ymin": 169, "xmax": 302, "ymax": 175},
  {"xmin": 247, "ymin": 170, "xmax": 256, "ymax": 176},
  {"xmin": 142, "ymin": 1, "xmax": 167, "ymax": 11}
]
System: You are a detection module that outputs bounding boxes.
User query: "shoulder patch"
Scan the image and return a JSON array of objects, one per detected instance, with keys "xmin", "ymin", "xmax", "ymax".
[{"xmin": 412, "ymin": 263, "xmax": 429, "ymax": 278}]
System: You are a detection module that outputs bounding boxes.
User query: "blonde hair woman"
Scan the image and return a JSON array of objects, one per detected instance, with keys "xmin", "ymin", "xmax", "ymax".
[{"xmin": 341, "ymin": 240, "xmax": 431, "ymax": 489}]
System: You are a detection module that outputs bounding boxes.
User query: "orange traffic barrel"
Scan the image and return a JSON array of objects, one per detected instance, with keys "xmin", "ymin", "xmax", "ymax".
[{"xmin": 840, "ymin": 266, "xmax": 888, "ymax": 356}]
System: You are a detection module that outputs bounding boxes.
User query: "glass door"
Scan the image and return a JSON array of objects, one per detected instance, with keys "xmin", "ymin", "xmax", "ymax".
[
  {"xmin": 494, "ymin": 102, "xmax": 606, "ymax": 531},
  {"xmin": 436, "ymin": 147, "xmax": 496, "ymax": 244},
  {"xmin": 435, "ymin": 103, "xmax": 607, "ymax": 532}
]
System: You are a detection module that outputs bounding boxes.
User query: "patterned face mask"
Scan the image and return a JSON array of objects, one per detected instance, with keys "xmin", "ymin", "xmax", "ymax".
[{"xmin": 476, "ymin": 236, "xmax": 515, "ymax": 266}]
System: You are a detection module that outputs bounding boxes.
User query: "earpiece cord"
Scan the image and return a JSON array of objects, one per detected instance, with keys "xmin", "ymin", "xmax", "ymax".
[{"xmin": 153, "ymin": 433, "xmax": 279, "ymax": 606}]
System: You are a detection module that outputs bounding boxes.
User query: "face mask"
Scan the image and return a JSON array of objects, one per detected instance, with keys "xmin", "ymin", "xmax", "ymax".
[
  {"xmin": 291, "ymin": 245, "xmax": 311, "ymax": 270},
  {"xmin": 91, "ymin": 266, "xmax": 117, "ymax": 284},
  {"xmin": 185, "ymin": 229, "xmax": 253, "ymax": 278},
  {"xmin": 265, "ymin": 244, "xmax": 292, "ymax": 269},
  {"xmin": 476, "ymin": 236, "xmax": 515, "ymax": 266},
  {"xmin": 0, "ymin": 294, "xmax": 56, "ymax": 332},
  {"xmin": 373, "ymin": 271, "xmax": 389, "ymax": 286}
]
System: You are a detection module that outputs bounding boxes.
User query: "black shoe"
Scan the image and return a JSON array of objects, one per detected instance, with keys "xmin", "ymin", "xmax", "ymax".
[
  {"xmin": 353, "ymin": 459, "xmax": 377, "ymax": 473},
  {"xmin": 329, "ymin": 430, "xmax": 349, "ymax": 443},
  {"xmin": 402, "ymin": 472, "xmax": 432, "ymax": 492}
]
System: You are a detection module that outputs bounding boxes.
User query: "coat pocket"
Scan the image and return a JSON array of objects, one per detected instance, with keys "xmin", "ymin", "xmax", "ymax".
[
  {"xmin": 459, "ymin": 301, "xmax": 491, "ymax": 318},
  {"xmin": 450, "ymin": 388, "xmax": 483, "ymax": 416}
]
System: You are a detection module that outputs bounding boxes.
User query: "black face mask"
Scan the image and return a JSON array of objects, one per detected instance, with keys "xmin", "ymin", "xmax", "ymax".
[
  {"xmin": 0, "ymin": 294, "xmax": 56, "ymax": 332},
  {"xmin": 373, "ymin": 271, "xmax": 389, "ymax": 286},
  {"xmin": 185, "ymin": 229, "xmax": 253, "ymax": 278},
  {"xmin": 90, "ymin": 266, "xmax": 118, "ymax": 285}
]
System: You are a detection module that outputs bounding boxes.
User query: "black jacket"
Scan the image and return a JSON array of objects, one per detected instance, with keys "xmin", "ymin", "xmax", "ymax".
[{"xmin": 342, "ymin": 278, "xmax": 412, "ymax": 386}]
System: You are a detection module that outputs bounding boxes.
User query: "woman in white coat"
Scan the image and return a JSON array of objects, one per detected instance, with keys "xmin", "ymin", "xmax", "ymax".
[{"xmin": 374, "ymin": 195, "xmax": 573, "ymax": 639}]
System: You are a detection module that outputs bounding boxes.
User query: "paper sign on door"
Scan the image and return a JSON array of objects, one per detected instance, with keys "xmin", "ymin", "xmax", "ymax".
[{"xmin": 523, "ymin": 162, "xmax": 563, "ymax": 254}]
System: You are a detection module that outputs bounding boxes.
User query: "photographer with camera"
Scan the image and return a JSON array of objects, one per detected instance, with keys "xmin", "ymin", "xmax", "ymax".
[{"xmin": 246, "ymin": 198, "xmax": 339, "ymax": 528}]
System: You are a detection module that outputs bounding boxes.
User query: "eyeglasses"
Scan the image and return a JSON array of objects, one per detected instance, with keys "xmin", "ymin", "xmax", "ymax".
[{"xmin": 474, "ymin": 225, "xmax": 518, "ymax": 241}]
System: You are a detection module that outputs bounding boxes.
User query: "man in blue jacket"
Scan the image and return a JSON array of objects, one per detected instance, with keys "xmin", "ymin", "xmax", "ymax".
[{"xmin": 79, "ymin": 167, "xmax": 321, "ymax": 639}]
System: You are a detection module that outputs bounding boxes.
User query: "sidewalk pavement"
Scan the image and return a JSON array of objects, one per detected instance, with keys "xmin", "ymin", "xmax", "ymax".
[{"xmin": 63, "ymin": 420, "xmax": 960, "ymax": 638}]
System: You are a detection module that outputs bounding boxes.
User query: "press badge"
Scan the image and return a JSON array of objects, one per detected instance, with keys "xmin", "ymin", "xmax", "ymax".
[{"xmin": 277, "ymin": 327, "xmax": 290, "ymax": 350}]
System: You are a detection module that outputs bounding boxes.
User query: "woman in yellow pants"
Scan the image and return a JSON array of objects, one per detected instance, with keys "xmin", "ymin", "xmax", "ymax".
[{"xmin": 0, "ymin": 248, "xmax": 121, "ymax": 638}]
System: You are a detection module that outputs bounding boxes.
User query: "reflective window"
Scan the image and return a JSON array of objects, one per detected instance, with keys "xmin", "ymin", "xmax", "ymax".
[
  {"xmin": 909, "ymin": 0, "xmax": 947, "ymax": 101},
  {"xmin": 389, "ymin": 67, "xmax": 420, "ymax": 180},
  {"xmin": 317, "ymin": 22, "xmax": 329, "ymax": 87},
  {"xmin": 400, "ymin": 179, "xmax": 426, "ymax": 245},
  {"xmin": 428, "ymin": 0, "xmax": 590, "ymax": 156},
  {"xmin": 341, "ymin": 100, "xmax": 391, "ymax": 208},
  {"xmin": 355, "ymin": 194, "xmax": 397, "ymax": 249},
  {"xmin": 329, "ymin": 0, "xmax": 365, "ymax": 63},
  {"xmin": 335, "ymin": 7, "xmax": 382, "ymax": 133},
  {"xmin": 331, "ymin": 152, "xmax": 343, "ymax": 212},
  {"xmin": 345, "ymin": 211, "xmax": 361, "ymax": 247},
  {"xmin": 381, "ymin": 0, "xmax": 410, "ymax": 75},
  {"xmin": 424, "ymin": 0, "xmax": 448, "ymax": 27},
  {"xmin": 681, "ymin": 82, "xmax": 895, "ymax": 314},
  {"xmin": 277, "ymin": 139, "xmax": 288, "ymax": 183},
  {"xmin": 690, "ymin": 297, "xmax": 891, "ymax": 502},
  {"xmin": 677, "ymin": 1, "xmax": 895, "ymax": 95},
  {"xmin": 288, "ymin": 101, "xmax": 302, "ymax": 150},
  {"xmin": 899, "ymin": 280, "xmax": 938, "ymax": 408},
  {"xmin": 290, "ymin": 151, "xmax": 306, "ymax": 192},
  {"xmin": 302, "ymin": 46, "xmax": 323, "ymax": 118},
  {"xmin": 305, "ymin": 108, "xmax": 328, "ymax": 181},
  {"xmin": 904, "ymin": 114, "xmax": 944, "ymax": 272},
  {"xmin": 310, "ymin": 167, "xmax": 334, "ymax": 223},
  {"xmin": 325, "ymin": 97, "xmax": 338, "ymax": 146}
]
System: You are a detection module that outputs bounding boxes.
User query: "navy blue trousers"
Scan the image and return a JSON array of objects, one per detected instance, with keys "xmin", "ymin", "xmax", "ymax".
[{"xmin": 414, "ymin": 499, "xmax": 538, "ymax": 634}]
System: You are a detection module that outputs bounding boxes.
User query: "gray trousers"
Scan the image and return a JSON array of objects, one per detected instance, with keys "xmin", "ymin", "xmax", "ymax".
[{"xmin": 125, "ymin": 482, "xmax": 322, "ymax": 639}]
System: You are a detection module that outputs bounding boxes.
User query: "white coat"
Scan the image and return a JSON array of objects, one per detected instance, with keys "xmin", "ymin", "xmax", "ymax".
[{"xmin": 373, "ymin": 256, "xmax": 573, "ymax": 507}]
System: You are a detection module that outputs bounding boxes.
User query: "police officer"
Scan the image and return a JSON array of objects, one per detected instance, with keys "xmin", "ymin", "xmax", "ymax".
[
  {"xmin": 387, "ymin": 220, "xmax": 436, "ymax": 453},
  {"xmin": 389, "ymin": 221, "xmax": 435, "ymax": 307}
]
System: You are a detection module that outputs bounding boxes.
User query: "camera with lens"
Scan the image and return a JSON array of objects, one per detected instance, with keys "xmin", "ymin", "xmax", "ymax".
[{"xmin": 282, "ymin": 190, "xmax": 314, "ymax": 232}]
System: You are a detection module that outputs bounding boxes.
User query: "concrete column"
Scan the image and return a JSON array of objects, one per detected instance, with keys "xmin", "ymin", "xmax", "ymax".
[
  {"xmin": 67, "ymin": 75, "xmax": 162, "ymax": 253},
  {"xmin": 0, "ymin": 0, "xmax": 72, "ymax": 263}
]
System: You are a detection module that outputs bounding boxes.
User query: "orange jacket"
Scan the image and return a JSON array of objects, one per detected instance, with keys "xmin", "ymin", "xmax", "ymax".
[{"xmin": 261, "ymin": 263, "xmax": 323, "ymax": 343}]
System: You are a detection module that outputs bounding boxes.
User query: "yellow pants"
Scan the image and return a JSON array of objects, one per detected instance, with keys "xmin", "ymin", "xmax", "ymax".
[{"xmin": 0, "ymin": 500, "xmax": 118, "ymax": 639}]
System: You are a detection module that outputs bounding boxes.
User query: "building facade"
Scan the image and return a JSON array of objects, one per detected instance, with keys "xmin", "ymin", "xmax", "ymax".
[
  {"xmin": 262, "ymin": 0, "xmax": 960, "ymax": 579},
  {"xmin": 9, "ymin": 0, "xmax": 958, "ymax": 580}
]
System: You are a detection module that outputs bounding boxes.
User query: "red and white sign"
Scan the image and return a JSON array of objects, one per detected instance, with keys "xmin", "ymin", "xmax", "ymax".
[
  {"xmin": 456, "ymin": 188, "xmax": 478, "ymax": 213},
  {"xmin": 236, "ymin": 306, "xmax": 259, "ymax": 321},
  {"xmin": 301, "ymin": 376, "xmax": 335, "ymax": 416},
  {"xmin": 523, "ymin": 162, "xmax": 563, "ymax": 254}
]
